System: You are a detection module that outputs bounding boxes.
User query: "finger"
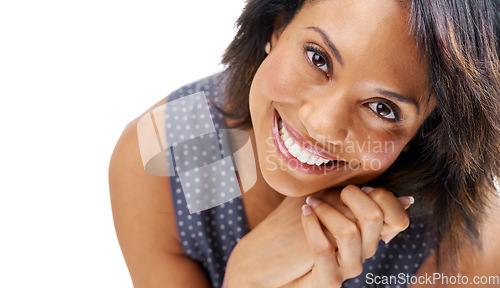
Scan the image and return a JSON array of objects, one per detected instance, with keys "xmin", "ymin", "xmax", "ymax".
[
  {"xmin": 306, "ymin": 196, "xmax": 363, "ymax": 279},
  {"xmin": 380, "ymin": 232, "xmax": 400, "ymax": 244},
  {"xmin": 340, "ymin": 185, "xmax": 384, "ymax": 259},
  {"xmin": 302, "ymin": 204, "xmax": 338, "ymax": 265},
  {"xmin": 366, "ymin": 187, "xmax": 411, "ymax": 239},
  {"xmin": 380, "ymin": 196, "xmax": 414, "ymax": 243},
  {"xmin": 316, "ymin": 191, "xmax": 412, "ymax": 228},
  {"xmin": 301, "ymin": 204, "xmax": 343, "ymax": 286},
  {"xmin": 397, "ymin": 196, "xmax": 414, "ymax": 210},
  {"xmin": 317, "ymin": 190, "xmax": 356, "ymax": 222}
]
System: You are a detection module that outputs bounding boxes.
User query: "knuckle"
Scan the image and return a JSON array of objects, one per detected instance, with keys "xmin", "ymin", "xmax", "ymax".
[
  {"xmin": 369, "ymin": 189, "xmax": 389, "ymax": 202},
  {"xmin": 314, "ymin": 239, "xmax": 335, "ymax": 256},
  {"xmin": 392, "ymin": 211, "xmax": 410, "ymax": 230},
  {"xmin": 399, "ymin": 215, "xmax": 410, "ymax": 230},
  {"xmin": 338, "ymin": 223, "xmax": 359, "ymax": 241},
  {"xmin": 362, "ymin": 208, "xmax": 383, "ymax": 224}
]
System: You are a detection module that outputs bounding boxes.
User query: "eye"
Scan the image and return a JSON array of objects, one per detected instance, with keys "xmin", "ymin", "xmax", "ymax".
[
  {"xmin": 367, "ymin": 102, "xmax": 400, "ymax": 121},
  {"xmin": 305, "ymin": 46, "xmax": 330, "ymax": 75},
  {"xmin": 307, "ymin": 51, "xmax": 328, "ymax": 73}
]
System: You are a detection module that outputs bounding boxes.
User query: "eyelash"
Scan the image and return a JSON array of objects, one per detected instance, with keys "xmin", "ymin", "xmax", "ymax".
[
  {"xmin": 304, "ymin": 44, "xmax": 402, "ymax": 123},
  {"xmin": 304, "ymin": 44, "xmax": 332, "ymax": 78}
]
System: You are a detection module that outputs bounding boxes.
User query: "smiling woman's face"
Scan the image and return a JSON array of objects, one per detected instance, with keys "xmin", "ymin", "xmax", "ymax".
[{"xmin": 249, "ymin": 0, "xmax": 434, "ymax": 196}]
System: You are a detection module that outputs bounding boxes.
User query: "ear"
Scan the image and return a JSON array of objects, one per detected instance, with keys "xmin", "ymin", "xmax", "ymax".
[
  {"xmin": 269, "ymin": 29, "xmax": 281, "ymax": 51},
  {"xmin": 269, "ymin": 15, "xmax": 286, "ymax": 52}
]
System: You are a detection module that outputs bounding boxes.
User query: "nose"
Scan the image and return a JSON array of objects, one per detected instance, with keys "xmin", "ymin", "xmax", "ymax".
[{"xmin": 298, "ymin": 89, "xmax": 350, "ymax": 145}]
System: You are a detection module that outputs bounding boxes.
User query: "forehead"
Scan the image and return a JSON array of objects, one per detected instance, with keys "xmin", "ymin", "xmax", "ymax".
[{"xmin": 289, "ymin": 0, "xmax": 428, "ymax": 102}]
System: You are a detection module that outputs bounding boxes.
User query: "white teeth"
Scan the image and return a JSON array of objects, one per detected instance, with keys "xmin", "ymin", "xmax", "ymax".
[
  {"xmin": 297, "ymin": 150, "xmax": 312, "ymax": 163},
  {"xmin": 289, "ymin": 143, "xmax": 301, "ymax": 157},
  {"xmin": 315, "ymin": 157, "xmax": 328, "ymax": 166},
  {"xmin": 278, "ymin": 119, "xmax": 332, "ymax": 166},
  {"xmin": 280, "ymin": 127, "xmax": 288, "ymax": 138},
  {"xmin": 306, "ymin": 155, "xmax": 319, "ymax": 165}
]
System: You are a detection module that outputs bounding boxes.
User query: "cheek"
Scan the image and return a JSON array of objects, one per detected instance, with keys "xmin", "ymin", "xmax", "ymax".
[
  {"xmin": 360, "ymin": 148, "xmax": 401, "ymax": 173},
  {"xmin": 252, "ymin": 48, "xmax": 306, "ymax": 104},
  {"xmin": 355, "ymin": 134, "xmax": 407, "ymax": 173}
]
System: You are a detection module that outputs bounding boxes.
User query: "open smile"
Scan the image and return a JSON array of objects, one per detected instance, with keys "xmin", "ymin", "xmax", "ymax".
[{"xmin": 272, "ymin": 109, "xmax": 347, "ymax": 174}]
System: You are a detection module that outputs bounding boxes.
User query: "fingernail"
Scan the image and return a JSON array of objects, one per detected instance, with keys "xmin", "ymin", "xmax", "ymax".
[
  {"xmin": 361, "ymin": 186, "xmax": 375, "ymax": 194},
  {"xmin": 382, "ymin": 232, "xmax": 399, "ymax": 244},
  {"xmin": 302, "ymin": 204, "xmax": 313, "ymax": 216},
  {"xmin": 306, "ymin": 196, "xmax": 321, "ymax": 208},
  {"xmin": 397, "ymin": 196, "xmax": 415, "ymax": 206}
]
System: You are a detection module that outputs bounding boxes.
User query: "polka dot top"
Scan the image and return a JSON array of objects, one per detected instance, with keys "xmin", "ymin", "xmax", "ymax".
[{"xmin": 166, "ymin": 72, "xmax": 436, "ymax": 288}]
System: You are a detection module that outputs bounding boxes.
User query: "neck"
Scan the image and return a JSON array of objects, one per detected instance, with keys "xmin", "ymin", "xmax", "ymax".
[{"xmin": 237, "ymin": 128, "xmax": 285, "ymax": 230}]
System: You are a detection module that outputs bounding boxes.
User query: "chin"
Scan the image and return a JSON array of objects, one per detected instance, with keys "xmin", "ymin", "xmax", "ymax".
[
  {"xmin": 256, "ymin": 156, "xmax": 325, "ymax": 196},
  {"xmin": 261, "ymin": 172, "xmax": 314, "ymax": 197}
]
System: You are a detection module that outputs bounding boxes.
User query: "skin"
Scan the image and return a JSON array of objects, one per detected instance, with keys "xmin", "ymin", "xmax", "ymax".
[
  {"xmin": 248, "ymin": 0, "xmax": 433, "ymax": 203},
  {"xmin": 109, "ymin": 0, "xmax": 500, "ymax": 287},
  {"xmin": 229, "ymin": 0, "xmax": 432, "ymax": 286},
  {"xmin": 230, "ymin": 0, "xmax": 499, "ymax": 286}
]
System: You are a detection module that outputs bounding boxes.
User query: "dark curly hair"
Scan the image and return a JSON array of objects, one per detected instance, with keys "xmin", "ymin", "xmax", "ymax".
[{"xmin": 221, "ymin": 0, "xmax": 500, "ymax": 267}]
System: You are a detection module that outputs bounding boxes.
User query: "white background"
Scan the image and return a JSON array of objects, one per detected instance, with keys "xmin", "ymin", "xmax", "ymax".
[{"xmin": 0, "ymin": 0, "xmax": 246, "ymax": 287}]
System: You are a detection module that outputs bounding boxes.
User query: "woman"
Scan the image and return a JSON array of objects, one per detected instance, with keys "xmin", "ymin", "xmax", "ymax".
[{"xmin": 109, "ymin": 0, "xmax": 500, "ymax": 287}]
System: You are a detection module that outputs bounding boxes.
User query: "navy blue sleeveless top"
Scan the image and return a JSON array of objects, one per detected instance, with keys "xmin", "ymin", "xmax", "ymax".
[{"xmin": 166, "ymin": 72, "xmax": 435, "ymax": 288}]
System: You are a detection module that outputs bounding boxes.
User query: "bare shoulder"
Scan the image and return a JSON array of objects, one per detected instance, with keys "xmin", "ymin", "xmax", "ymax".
[
  {"xmin": 413, "ymin": 193, "xmax": 500, "ymax": 287},
  {"xmin": 476, "ymin": 192, "xmax": 500, "ymax": 271},
  {"xmin": 109, "ymin": 96, "xmax": 210, "ymax": 288},
  {"xmin": 448, "ymin": 195, "xmax": 500, "ymax": 285}
]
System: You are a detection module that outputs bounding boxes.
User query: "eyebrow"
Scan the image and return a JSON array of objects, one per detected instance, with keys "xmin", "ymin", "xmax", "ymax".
[
  {"xmin": 306, "ymin": 26, "xmax": 344, "ymax": 66},
  {"xmin": 377, "ymin": 89, "xmax": 420, "ymax": 114},
  {"xmin": 306, "ymin": 26, "xmax": 420, "ymax": 113}
]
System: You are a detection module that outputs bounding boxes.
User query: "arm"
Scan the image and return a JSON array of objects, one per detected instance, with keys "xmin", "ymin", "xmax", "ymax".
[{"xmin": 109, "ymin": 98, "xmax": 210, "ymax": 288}]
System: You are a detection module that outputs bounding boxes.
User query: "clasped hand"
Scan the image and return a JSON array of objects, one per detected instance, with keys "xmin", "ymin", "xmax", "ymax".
[{"xmin": 225, "ymin": 185, "xmax": 412, "ymax": 288}]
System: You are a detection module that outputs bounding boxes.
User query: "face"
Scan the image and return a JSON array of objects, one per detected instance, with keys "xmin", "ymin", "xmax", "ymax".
[{"xmin": 248, "ymin": 0, "xmax": 434, "ymax": 196}]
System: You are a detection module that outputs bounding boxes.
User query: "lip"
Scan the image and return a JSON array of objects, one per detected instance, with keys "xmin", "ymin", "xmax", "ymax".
[
  {"xmin": 272, "ymin": 109, "xmax": 347, "ymax": 174},
  {"xmin": 280, "ymin": 114, "xmax": 340, "ymax": 161}
]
